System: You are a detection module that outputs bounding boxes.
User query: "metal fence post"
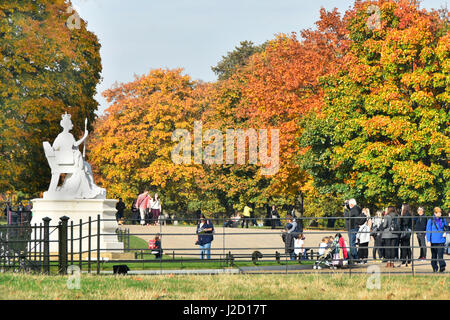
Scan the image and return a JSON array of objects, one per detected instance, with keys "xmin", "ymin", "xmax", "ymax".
[
  {"xmin": 88, "ymin": 216, "xmax": 91, "ymax": 273},
  {"xmin": 127, "ymin": 228, "xmax": 130, "ymax": 251},
  {"xmin": 79, "ymin": 219, "xmax": 83, "ymax": 271},
  {"xmin": 411, "ymin": 216, "xmax": 415, "ymax": 276},
  {"xmin": 97, "ymin": 215, "xmax": 100, "ymax": 275},
  {"xmin": 42, "ymin": 217, "xmax": 51, "ymax": 275},
  {"xmin": 58, "ymin": 216, "xmax": 69, "ymax": 275},
  {"xmin": 70, "ymin": 220, "xmax": 74, "ymax": 266},
  {"xmin": 33, "ymin": 223, "xmax": 37, "ymax": 264},
  {"xmin": 39, "ymin": 223, "xmax": 42, "ymax": 271}
]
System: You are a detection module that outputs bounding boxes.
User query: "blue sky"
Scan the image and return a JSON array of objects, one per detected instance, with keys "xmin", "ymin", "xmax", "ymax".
[{"xmin": 70, "ymin": 0, "xmax": 448, "ymax": 114}]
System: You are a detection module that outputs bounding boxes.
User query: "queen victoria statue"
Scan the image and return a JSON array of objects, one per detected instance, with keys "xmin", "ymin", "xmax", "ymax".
[
  {"xmin": 42, "ymin": 113, "xmax": 106, "ymax": 200},
  {"xmin": 32, "ymin": 113, "xmax": 123, "ymax": 255}
]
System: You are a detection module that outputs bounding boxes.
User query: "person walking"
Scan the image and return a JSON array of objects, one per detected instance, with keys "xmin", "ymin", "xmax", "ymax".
[
  {"xmin": 145, "ymin": 195, "xmax": 154, "ymax": 225},
  {"xmin": 381, "ymin": 206, "xmax": 398, "ymax": 268},
  {"xmin": 136, "ymin": 191, "xmax": 149, "ymax": 226},
  {"xmin": 344, "ymin": 199, "xmax": 366, "ymax": 264},
  {"xmin": 151, "ymin": 193, "xmax": 161, "ymax": 226},
  {"xmin": 196, "ymin": 215, "xmax": 214, "ymax": 260},
  {"xmin": 371, "ymin": 210, "xmax": 384, "ymax": 261},
  {"xmin": 356, "ymin": 208, "xmax": 372, "ymax": 264},
  {"xmin": 414, "ymin": 207, "xmax": 428, "ymax": 260},
  {"xmin": 426, "ymin": 207, "xmax": 448, "ymax": 272},
  {"xmin": 115, "ymin": 198, "xmax": 126, "ymax": 223},
  {"xmin": 397, "ymin": 204, "xmax": 413, "ymax": 267}
]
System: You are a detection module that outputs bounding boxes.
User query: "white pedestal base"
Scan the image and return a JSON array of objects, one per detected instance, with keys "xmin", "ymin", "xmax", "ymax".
[{"xmin": 31, "ymin": 198, "xmax": 124, "ymax": 254}]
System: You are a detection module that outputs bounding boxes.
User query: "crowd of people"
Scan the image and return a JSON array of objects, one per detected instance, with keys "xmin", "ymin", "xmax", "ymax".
[
  {"xmin": 114, "ymin": 193, "xmax": 449, "ymax": 270},
  {"xmin": 276, "ymin": 199, "xmax": 449, "ymax": 272},
  {"xmin": 344, "ymin": 199, "xmax": 449, "ymax": 272}
]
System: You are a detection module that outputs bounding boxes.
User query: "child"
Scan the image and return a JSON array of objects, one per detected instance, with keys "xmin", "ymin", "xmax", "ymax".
[
  {"xmin": 318, "ymin": 237, "xmax": 329, "ymax": 256},
  {"xmin": 328, "ymin": 236, "xmax": 335, "ymax": 246},
  {"xmin": 294, "ymin": 233, "xmax": 306, "ymax": 260},
  {"xmin": 331, "ymin": 233, "xmax": 349, "ymax": 267},
  {"xmin": 150, "ymin": 234, "xmax": 163, "ymax": 259}
]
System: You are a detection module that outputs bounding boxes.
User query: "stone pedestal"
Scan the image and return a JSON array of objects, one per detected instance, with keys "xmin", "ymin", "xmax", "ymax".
[{"xmin": 31, "ymin": 199, "xmax": 124, "ymax": 254}]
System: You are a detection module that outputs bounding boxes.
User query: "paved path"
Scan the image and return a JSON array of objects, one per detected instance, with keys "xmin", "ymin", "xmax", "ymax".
[{"xmin": 120, "ymin": 224, "xmax": 448, "ymax": 274}]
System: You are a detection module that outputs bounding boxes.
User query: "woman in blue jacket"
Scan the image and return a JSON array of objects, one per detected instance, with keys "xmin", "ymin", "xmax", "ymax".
[
  {"xmin": 426, "ymin": 207, "xmax": 448, "ymax": 272},
  {"xmin": 196, "ymin": 215, "xmax": 214, "ymax": 260}
]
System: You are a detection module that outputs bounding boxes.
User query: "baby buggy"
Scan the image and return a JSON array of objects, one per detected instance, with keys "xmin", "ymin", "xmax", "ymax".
[
  {"xmin": 313, "ymin": 236, "xmax": 348, "ymax": 270},
  {"xmin": 313, "ymin": 240, "xmax": 338, "ymax": 270}
]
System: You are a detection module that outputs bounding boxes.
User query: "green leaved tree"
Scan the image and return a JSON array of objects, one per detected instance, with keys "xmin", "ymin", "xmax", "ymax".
[{"xmin": 300, "ymin": 0, "xmax": 449, "ymax": 210}]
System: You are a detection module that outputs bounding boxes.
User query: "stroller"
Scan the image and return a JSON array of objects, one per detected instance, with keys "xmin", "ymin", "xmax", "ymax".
[
  {"xmin": 313, "ymin": 236, "xmax": 348, "ymax": 270},
  {"xmin": 313, "ymin": 240, "xmax": 338, "ymax": 270}
]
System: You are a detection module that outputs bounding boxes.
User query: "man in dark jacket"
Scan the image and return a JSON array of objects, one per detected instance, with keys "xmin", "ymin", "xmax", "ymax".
[
  {"xmin": 344, "ymin": 199, "xmax": 365, "ymax": 263},
  {"xmin": 414, "ymin": 207, "xmax": 428, "ymax": 260},
  {"xmin": 116, "ymin": 198, "xmax": 126, "ymax": 222}
]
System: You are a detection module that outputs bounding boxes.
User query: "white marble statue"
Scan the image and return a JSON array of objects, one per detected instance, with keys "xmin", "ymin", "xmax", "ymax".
[{"xmin": 43, "ymin": 113, "xmax": 106, "ymax": 200}]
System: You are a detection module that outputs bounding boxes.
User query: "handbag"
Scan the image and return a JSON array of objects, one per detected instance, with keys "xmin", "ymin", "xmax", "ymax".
[
  {"xmin": 400, "ymin": 228, "xmax": 411, "ymax": 239},
  {"xmin": 370, "ymin": 226, "xmax": 380, "ymax": 238}
]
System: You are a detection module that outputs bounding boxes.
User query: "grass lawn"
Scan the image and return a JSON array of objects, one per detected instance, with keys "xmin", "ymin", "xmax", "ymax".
[
  {"xmin": 100, "ymin": 258, "xmax": 313, "ymax": 271},
  {"xmin": 127, "ymin": 234, "xmax": 149, "ymax": 250},
  {"xmin": 0, "ymin": 273, "xmax": 448, "ymax": 300},
  {"xmin": 113, "ymin": 234, "xmax": 312, "ymax": 270}
]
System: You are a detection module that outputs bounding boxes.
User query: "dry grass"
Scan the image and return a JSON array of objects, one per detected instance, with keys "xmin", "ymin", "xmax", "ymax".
[{"xmin": 0, "ymin": 273, "xmax": 448, "ymax": 300}]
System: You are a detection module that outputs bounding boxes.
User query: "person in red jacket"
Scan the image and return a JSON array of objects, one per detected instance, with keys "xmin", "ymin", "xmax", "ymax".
[{"xmin": 336, "ymin": 233, "xmax": 349, "ymax": 259}]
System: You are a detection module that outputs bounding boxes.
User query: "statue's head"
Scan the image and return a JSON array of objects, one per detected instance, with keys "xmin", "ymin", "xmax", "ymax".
[{"xmin": 60, "ymin": 113, "xmax": 73, "ymax": 131}]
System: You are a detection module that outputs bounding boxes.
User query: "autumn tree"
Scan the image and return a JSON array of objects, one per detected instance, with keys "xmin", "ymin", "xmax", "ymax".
[
  {"xmin": 197, "ymin": 9, "xmax": 349, "ymax": 216},
  {"xmin": 89, "ymin": 69, "xmax": 203, "ymax": 213},
  {"xmin": 300, "ymin": 0, "xmax": 449, "ymax": 209},
  {"xmin": 234, "ymin": 9, "xmax": 348, "ymax": 206},
  {"xmin": 198, "ymin": 78, "xmax": 272, "ymax": 216},
  {"xmin": 0, "ymin": 0, "xmax": 102, "ymax": 195}
]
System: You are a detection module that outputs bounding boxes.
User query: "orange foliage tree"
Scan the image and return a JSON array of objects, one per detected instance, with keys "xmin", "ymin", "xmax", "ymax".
[
  {"xmin": 89, "ymin": 69, "xmax": 203, "ymax": 211},
  {"xmin": 0, "ymin": 0, "xmax": 102, "ymax": 195},
  {"xmin": 201, "ymin": 9, "xmax": 349, "ymax": 211}
]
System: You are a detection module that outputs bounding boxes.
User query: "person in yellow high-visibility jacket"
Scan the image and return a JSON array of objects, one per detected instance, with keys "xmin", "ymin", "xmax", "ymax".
[{"xmin": 241, "ymin": 204, "xmax": 253, "ymax": 228}]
